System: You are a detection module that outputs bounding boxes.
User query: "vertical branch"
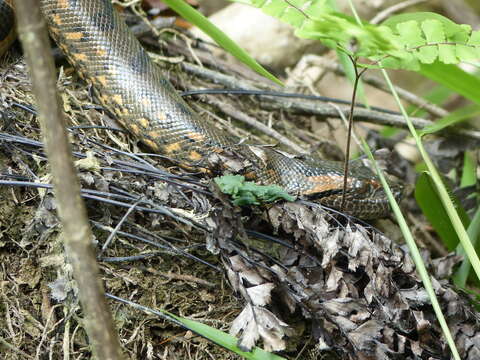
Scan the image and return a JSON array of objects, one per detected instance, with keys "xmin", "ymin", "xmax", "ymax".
[
  {"xmin": 340, "ymin": 57, "xmax": 366, "ymax": 212},
  {"xmin": 13, "ymin": 1, "xmax": 124, "ymax": 359}
]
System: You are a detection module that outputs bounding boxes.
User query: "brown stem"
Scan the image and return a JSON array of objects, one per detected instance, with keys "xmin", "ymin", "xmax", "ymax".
[
  {"xmin": 13, "ymin": 1, "xmax": 124, "ymax": 359},
  {"xmin": 341, "ymin": 57, "xmax": 367, "ymax": 212}
]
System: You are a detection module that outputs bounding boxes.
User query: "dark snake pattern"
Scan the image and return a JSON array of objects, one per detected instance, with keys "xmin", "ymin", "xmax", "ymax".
[{"xmin": 0, "ymin": 0, "xmax": 403, "ymax": 219}]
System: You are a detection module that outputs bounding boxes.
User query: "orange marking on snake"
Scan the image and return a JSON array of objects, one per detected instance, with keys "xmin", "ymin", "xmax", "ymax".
[
  {"xmin": 96, "ymin": 48, "xmax": 107, "ymax": 57},
  {"xmin": 143, "ymin": 139, "xmax": 159, "ymax": 151},
  {"xmin": 263, "ymin": 169, "xmax": 277, "ymax": 180},
  {"xmin": 111, "ymin": 94, "xmax": 123, "ymax": 106},
  {"xmin": 64, "ymin": 32, "xmax": 83, "ymax": 41},
  {"xmin": 52, "ymin": 14, "xmax": 62, "ymax": 25},
  {"xmin": 141, "ymin": 98, "xmax": 151, "ymax": 106},
  {"xmin": 96, "ymin": 75, "xmax": 107, "ymax": 87},
  {"xmin": 49, "ymin": 26, "xmax": 60, "ymax": 36},
  {"xmin": 112, "ymin": 108, "xmax": 124, "ymax": 118},
  {"xmin": 129, "ymin": 123, "xmax": 140, "ymax": 135},
  {"xmin": 72, "ymin": 52, "xmax": 88, "ymax": 62},
  {"xmin": 138, "ymin": 118, "xmax": 150, "ymax": 128},
  {"xmin": 186, "ymin": 132, "xmax": 206, "ymax": 142},
  {"xmin": 148, "ymin": 131, "xmax": 163, "ymax": 139},
  {"xmin": 303, "ymin": 175, "xmax": 349, "ymax": 195},
  {"xmin": 57, "ymin": 0, "xmax": 69, "ymax": 9},
  {"xmin": 164, "ymin": 142, "xmax": 182, "ymax": 153},
  {"xmin": 156, "ymin": 111, "xmax": 166, "ymax": 121},
  {"xmin": 188, "ymin": 151, "xmax": 203, "ymax": 161},
  {"xmin": 100, "ymin": 94, "xmax": 110, "ymax": 105}
]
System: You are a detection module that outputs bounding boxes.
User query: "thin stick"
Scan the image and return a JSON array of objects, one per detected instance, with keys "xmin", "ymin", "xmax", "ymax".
[
  {"xmin": 13, "ymin": 1, "xmax": 124, "ymax": 359},
  {"xmin": 181, "ymin": 63, "xmax": 480, "ymax": 141},
  {"xmin": 206, "ymin": 96, "xmax": 308, "ymax": 154},
  {"xmin": 99, "ymin": 196, "xmax": 144, "ymax": 256},
  {"xmin": 370, "ymin": 0, "xmax": 427, "ymax": 25},
  {"xmin": 341, "ymin": 57, "xmax": 367, "ymax": 211}
]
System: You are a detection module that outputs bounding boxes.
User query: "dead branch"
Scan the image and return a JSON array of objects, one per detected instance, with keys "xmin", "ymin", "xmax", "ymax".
[{"xmin": 13, "ymin": 1, "xmax": 124, "ymax": 359}]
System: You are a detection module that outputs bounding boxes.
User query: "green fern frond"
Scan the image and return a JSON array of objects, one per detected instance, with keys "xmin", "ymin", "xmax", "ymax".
[
  {"xmin": 381, "ymin": 13, "xmax": 480, "ymax": 69},
  {"xmin": 230, "ymin": 0, "xmax": 480, "ymax": 69}
]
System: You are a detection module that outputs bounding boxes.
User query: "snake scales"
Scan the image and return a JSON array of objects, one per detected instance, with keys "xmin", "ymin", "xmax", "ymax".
[{"xmin": 0, "ymin": 0, "xmax": 403, "ymax": 219}]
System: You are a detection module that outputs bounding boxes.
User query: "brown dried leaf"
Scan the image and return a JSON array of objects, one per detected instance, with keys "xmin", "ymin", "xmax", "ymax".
[{"xmin": 230, "ymin": 303, "xmax": 288, "ymax": 352}]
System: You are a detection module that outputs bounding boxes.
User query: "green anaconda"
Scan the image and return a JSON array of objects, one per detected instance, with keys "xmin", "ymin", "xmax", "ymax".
[{"xmin": 0, "ymin": 0, "xmax": 403, "ymax": 219}]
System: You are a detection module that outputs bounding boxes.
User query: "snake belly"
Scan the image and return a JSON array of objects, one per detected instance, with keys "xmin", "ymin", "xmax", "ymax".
[{"xmin": 0, "ymin": 0, "xmax": 403, "ymax": 219}]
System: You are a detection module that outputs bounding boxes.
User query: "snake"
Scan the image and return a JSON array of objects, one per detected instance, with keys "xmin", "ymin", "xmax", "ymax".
[{"xmin": 0, "ymin": 0, "xmax": 403, "ymax": 219}]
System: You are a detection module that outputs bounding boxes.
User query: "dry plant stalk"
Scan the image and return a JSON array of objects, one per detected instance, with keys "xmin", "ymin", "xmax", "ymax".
[{"xmin": 13, "ymin": 1, "xmax": 124, "ymax": 358}]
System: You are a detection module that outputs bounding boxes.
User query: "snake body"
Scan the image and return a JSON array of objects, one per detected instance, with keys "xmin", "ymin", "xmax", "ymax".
[{"xmin": 0, "ymin": 0, "xmax": 403, "ymax": 219}]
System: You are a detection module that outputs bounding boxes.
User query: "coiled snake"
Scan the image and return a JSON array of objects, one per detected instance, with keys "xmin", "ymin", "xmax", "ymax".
[{"xmin": 0, "ymin": 0, "xmax": 403, "ymax": 219}]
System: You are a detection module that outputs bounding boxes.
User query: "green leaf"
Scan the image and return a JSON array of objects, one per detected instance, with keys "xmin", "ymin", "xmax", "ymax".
[
  {"xmin": 215, "ymin": 175, "xmax": 295, "ymax": 206},
  {"xmin": 162, "ymin": 0, "xmax": 282, "ymax": 85},
  {"xmin": 231, "ymin": 0, "xmax": 480, "ymax": 69},
  {"xmin": 383, "ymin": 12, "xmax": 457, "ymax": 28},
  {"xmin": 422, "ymin": 19, "xmax": 444, "ymax": 44},
  {"xmin": 396, "ymin": 20, "xmax": 423, "ymax": 47},
  {"xmin": 419, "ymin": 62, "xmax": 480, "ymax": 105},
  {"xmin": 453, "ymin": 207, "xmax": 480, "ymax": 287},
  {"xmin": 415, "ymin": 172, "xmax": 470, "ymax": 251},
  {"xmin": 419, "ymin": 103, "xmax": 480, "ymax": 135},
  {"xmin": 460, "ymin": 152, "xmax": 477, "ymax": 188}
]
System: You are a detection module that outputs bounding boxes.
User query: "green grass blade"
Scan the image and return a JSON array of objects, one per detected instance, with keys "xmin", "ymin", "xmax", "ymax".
[
  {"xmin": 419, "ymin": 62, "xmax": 480, "ymax": 105},
  {"xmin": 107, "ymin": 293, "xmax": 285, "ymax": 359},
  {"xmin": 161, "ymin": 0, "xmax": 283, "ymax": 86},
  {"xmin": 380, "ymin": 67, "xmax": 480, "ymax": 284},
  {"xmin": 348, "ymin": 3, "xmax": 462, "ymax": 354},
  {"xmin": 453, "ymin": 207, "xmax": 480, "ymax": 287},
  {"xmin": 169, "ymin": 313, "xmax": 286, "ymax": 360},
  {"xmin": 460, "ymin": 151, "xmax": 477, "ymax": 187},
  {"xmin": 415, "ymin": 172, "xmax": 470, "ymax": 251},
  {"xmin": 361, "ymin": 140, "xmax": 462, "ymax": 360},
  {"xmin": 419, "ymin": 104, "xmax": 480, "ymax": 135}
]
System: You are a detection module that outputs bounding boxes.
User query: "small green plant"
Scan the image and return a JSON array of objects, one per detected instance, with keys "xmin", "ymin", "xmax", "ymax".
[
  {"xmin": 215, "ymin": 175, "xmax": 295, "ymax": 206},
  {"xmin": 231, "ymin": 0, "xmax": 480, "ymax": 70}
]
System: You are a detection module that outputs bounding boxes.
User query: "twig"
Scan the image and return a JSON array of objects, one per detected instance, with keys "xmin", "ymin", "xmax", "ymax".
[
  {"xmin": 341, "ymin": 57, "xmax": 363, "ymax": 211},
  {"xmin": 184, "ymin": 59, "xmax": 450, "ymax": 120},
  {"xmin": 0, "ymin": 337, "xmax": 34, "ymax": 359},
  {"xmin": 181, "ymin": 62, "xmax": 441, "ymax": 128},
  {"xmin": 99, "ymin": 196, "xmax": 144, "ymax": 256},
  {"xmin": 205, "ymin": 96, "xmax": 308, "ymax": 154},
  {"xmin": 182, "ymin": 88, "xmax": 402, "ymax": 115},
  {"xmin": 13, "ymin": 2, "xmax": 124, "ymax": 359},
  {"xmin": 370, "ymin": 0, "xmax": 427, "ymax": 25}
]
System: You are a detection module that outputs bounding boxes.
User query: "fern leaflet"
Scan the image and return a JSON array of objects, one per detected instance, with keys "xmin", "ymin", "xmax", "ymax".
[{"xmin": 230, "ymin": 0, "xmax": 480, "ymax": 69}]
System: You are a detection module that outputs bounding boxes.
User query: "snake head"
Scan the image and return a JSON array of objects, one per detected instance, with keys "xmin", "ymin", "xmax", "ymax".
[
  {"xmin": 254, "ymin": 149, "xmax": 404, "ymax": 219},
  {"xmin": 291, "ymin": 157, "xmax": 404, "ymax": 219},
  {"xmin": 318, "ymin": 175, "xmax": 404, "ymax": 220}
]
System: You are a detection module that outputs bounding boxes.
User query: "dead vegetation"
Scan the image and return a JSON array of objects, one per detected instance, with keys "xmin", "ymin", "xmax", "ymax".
[{"xmin": 1, "ymin": 4, "xmax": 480, "ymax": 360}]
